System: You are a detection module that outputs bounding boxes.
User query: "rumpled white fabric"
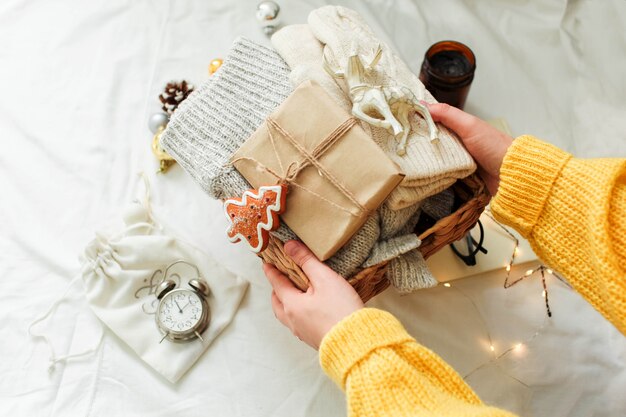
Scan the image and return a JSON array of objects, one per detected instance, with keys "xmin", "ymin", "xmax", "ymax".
[
  {"xmin": 3, "ymin": 1, "xmax": 626, "ymax": 416},
  {"xmin": 81, "ymin": 201, "xmax": 248, "ymax": 383}
]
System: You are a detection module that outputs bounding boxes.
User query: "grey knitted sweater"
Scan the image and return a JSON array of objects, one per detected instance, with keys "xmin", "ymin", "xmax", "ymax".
[{"xmin": 161, "ymin": 38, "xmax": 291, "ymax": 201}]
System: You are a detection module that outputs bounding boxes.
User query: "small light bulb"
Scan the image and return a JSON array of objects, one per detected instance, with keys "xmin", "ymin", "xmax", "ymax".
[
  {"xmin": 490, "ymin": 345, "xmax": 495, "ymax": 352},
  {"xmin": 525, "ymin": 269, "xmax": 534, "ymax": 276},
  {"xmin": 443, "ymin": 283, "xmax": 451, "ymax": 288},
  {"xmin": 515, "ymin": 343, "xmax": 523, "ymax": 350},
  {"xmin": 514, "ymin": 247, "xmax": 520, "ymax": 256},
  {"xmin": 547, "ymin": 269, "xmax": 553, "ymax": 274},
  {"xmin": 208, "ymin": 58, "xmax": 223, "ymax": 75},
  {"xmin": 542, "ymin": 290, "xmax": 546, "ymax": 298},
  {"xmin": 505, "ymin": 264, "xmax": 511, "ymax": 272}
]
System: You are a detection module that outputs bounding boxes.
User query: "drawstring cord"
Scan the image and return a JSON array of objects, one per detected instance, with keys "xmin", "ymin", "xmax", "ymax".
[
  {"xmin": 28, "ymin": 172, "xmax": 156, "ymax": 374},
  {"xmin": 137, "ymin": 171, "xmax": 157, "ymax": 225},
  {"xmin": 27, "ymin": 275, "xmax": 104, "ymax": 374}
]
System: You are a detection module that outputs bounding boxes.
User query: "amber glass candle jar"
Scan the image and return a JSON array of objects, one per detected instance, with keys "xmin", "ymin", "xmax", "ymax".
[{"xmin": 419, "ymin": 41, "xmax": 476, "ymax": 109}]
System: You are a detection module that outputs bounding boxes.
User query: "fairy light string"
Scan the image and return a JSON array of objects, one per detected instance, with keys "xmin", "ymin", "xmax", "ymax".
[
  {"xmin": 443, "ymin": 282, "xmax": 548, "ymax": 384},
  {"xmin": 483, "ymin": 209, "xmax": 571, "ymax": 317},
  {"xmin": 435, "ymin": 208, "xmax": 574, "ymax": 386}
]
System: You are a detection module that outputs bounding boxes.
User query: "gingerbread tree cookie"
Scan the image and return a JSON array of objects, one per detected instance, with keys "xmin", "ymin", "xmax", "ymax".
[{"xmin": 224, "ymin": 184, "xmax": 288, "ymax": 253}]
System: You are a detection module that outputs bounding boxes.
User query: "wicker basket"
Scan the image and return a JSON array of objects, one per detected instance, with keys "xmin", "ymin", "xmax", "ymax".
[{"xmin": 260, "ymin": 174, "xmax": 490, "ymax": 302}]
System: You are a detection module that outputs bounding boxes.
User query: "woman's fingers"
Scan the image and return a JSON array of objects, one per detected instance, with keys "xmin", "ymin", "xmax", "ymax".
[
  {"xmin": 271, "ymin": 291, "xmax": 287, "ymax": 324},
  {"xmin": 283, "ymin": 240, "xmax": 339, "ymax": 286},
  {"xmin": 427, "ymin": 102, "xmax": 480, "ymax": 139},
  {"xmin": 263, "ymin": 263, "xmax": 300, "ymax": 302},
  {"xmin": 263, "ymin": 243, "xmax": 364, "ymax": 349}
]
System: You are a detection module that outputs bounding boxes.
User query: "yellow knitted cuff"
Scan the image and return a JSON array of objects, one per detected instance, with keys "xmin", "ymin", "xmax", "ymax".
[
  {"xmin": 319, "ymin": 308, "xmax": 415, "ymax": 390},
  {"xmin": 491, "ymin": 135, "xmax": 572, "ymax": 237}
]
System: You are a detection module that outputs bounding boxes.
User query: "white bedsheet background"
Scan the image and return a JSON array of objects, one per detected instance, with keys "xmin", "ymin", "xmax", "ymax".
[{"xmin": 1, "ymin": 1, "xmax": 625, "ymax": 416}]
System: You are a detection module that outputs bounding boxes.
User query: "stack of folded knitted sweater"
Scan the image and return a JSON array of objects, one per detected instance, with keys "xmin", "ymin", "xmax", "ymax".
[{"xmin": 161, "ymin": 6, "xmax": 475, "ymax": 293}]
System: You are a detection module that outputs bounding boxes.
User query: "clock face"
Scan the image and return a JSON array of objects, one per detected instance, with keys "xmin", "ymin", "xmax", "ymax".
[{"xmin": 157, "ymin": 289, "xmax": 203, "ymax": 333}]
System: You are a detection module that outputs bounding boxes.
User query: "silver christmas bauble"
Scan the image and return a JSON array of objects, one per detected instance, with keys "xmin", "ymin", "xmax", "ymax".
[
  {"xmin": 256, "ymin": 1, "xmax": 280, "ymax": 35},
  {"xmin": 148, "ymin": 112, "xmax": 169, "ymax": 134}
]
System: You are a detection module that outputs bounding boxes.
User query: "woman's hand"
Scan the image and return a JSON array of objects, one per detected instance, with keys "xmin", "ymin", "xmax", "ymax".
[
  {"xmin": 262, "ymin": 105, "xmax": 512, "ymax": 347},
  {"xmin": 262, "ymin": 240, "xmax": 364, "ymax": 349},
  {"xmin": 427, "ymin": 103, "xmax": 514, "ymax": 195}
]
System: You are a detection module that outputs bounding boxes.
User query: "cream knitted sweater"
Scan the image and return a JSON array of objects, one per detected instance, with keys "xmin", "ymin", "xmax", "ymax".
[{"xmin": 308, "ymin": 6, "xmax": 477, "ymax": 209}]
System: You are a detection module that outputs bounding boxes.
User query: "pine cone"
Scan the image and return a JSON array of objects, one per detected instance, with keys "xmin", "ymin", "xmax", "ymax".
[{"xmin": 159, "ymin": 80, "xmax": 194, "ymax": 115}]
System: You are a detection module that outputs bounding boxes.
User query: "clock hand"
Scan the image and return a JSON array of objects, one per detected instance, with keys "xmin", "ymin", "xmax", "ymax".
[
  {"xmin": 174, "ymin": 300, "xmax": 183, "ymax": 313},
  {"xmin": 181, "ymin": 302, "xmax": 191, "ymax": 311}
]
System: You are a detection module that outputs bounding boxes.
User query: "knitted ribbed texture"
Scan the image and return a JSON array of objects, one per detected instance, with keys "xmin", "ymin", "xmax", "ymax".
[
  {"xmin": 422, "ymin": 188, "xmax": 456, "ymax": 220},
  {"xmin": 326, "ymin": 212, "xmax": 380, "ymax": 278},
  {"xmin": 319, "ymin": 309, "xmax": 517, "ymax": 416},
  {"xmin": 377, "ymin": 202, "xmax": 422, "ymax": 240},
  {"xmin": 490, "ymin": 136, "xmax": 571, "ymax": 237},
  {"xmin": 492, "ymin": 135, "xmax": 626, "ymax": 335},
  {"xmin": 365, "ymin": 201, "xmax": 438, "ymax": 292},
  {"xmin": 271, "ymin": 24, "xmax": 352, "ymax": 111},
  {"xmin": 387, "ymin": 249, "xmax": 437, "ymax": 293},
  {"xmin": 161, "ymin": 37, "xmax": 293, "ymax": 201},
  {"xmin": 307, "ymin": 6, "xmax": 477, "ymax": 210},
  {"xmin": 362, "ymin": 234, "xmax": 420, "ymax": 268}
]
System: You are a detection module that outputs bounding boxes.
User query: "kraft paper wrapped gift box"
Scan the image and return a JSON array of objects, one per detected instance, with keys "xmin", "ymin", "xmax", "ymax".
[{"xmin": 231, "ymin": 80, "xmax": 405, "ymax": 261}]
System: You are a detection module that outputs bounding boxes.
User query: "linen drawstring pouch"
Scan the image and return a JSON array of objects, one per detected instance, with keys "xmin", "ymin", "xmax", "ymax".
[
  {"xmin": 80, "ymin": 199, "xmax": 248, "ymax": 382},
  {"xmin": 30, "ymin": 193, "xmax": 248, "ymax": 383}
]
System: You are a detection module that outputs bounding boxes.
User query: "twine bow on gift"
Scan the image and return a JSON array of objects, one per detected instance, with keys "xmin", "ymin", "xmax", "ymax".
[{"xmin": 230, "ymin": 116, "xmax": 369, "ymax": 217}]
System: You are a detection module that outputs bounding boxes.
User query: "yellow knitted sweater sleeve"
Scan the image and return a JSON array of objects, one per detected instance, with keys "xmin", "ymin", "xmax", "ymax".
[
  {"xmin": 491, "ymin": 135, "xmax": 626, "ymax": 335},
  {"xmin": 319, "ymin": 308, "xmax": 517, "ymax": 417},
  {"xmin": 318, "ymin": 135, "xmax": 625, "ymax": 417}
]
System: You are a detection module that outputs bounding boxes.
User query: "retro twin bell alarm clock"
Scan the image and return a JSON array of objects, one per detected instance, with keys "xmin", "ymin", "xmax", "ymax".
[{"xmin": 156, "ymin": 277, "xmax": 211, "ymax": 343}]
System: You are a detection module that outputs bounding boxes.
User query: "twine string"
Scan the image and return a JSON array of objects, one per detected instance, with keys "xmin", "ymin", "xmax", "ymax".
[{"xmin": 230, "ymin": 116, "xmax": 367, "ymax": 217}]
